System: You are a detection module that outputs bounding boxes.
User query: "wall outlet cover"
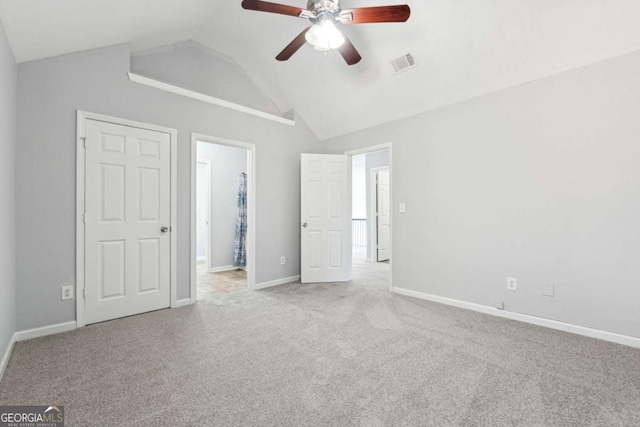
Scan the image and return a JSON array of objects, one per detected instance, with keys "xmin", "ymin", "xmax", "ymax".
[
  {"xmin": 61, "ymin": 285, "xmax": 74, "ymax": 300},
  {"xmin": 507, "ymin": 277, "xmax": 517, "ymax": 291},
  {"xmin": 280, "ymin": 256, "xmax": 286, "ymax": 265},
  {"xmin": 543, "ymin": 282, "xmax": 555, "ymax": 297}
]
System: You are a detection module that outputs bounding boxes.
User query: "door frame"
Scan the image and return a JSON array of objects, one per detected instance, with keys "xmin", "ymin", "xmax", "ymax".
[
  {"xmin": 370, "ymin": 166, "xmax": 390, "ymax": 262},
  {"xmin": 190, "ymin": 133, "xmax": 257, "ymax": 300},
  {"xmin": 345, "ymin": 143, "xmax": 393, "ymax": 290},
  {"xmin": 76, "ymin": 110, "xmax": 178, "ymax": 328},
  {"xmin": 196, "ymin": 159, "xmax": 212, "ymax": 270}
]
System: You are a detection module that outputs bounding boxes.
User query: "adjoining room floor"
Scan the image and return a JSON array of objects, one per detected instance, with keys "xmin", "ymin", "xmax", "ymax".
[
  {"xmin": 2, "ymin": 262, "xmax": 640, "ymax": 426},
  {"xmin": 197, "ymin": 260, "xmax": 247, "ymax": 296},
  {"xmin": 351, "ymin": 246, "xmax": 390, "ymax": 287}
]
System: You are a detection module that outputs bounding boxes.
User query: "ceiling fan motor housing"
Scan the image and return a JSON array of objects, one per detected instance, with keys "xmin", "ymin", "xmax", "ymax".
[{"xmin": 307, "ymin": 0, "xmax": 341, "ymax": 24}]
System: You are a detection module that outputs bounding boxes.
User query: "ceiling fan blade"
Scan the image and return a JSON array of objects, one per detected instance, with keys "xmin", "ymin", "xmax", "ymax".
[
  {"xmin": 276, "ymin": 27, "xmax": 311, "ymax": 61},
  {"xmin": 242, "ymin": 0, "xmax": 305, "ymax": 18},
  {"xmin": 340, "ymin": 5, "xmax": 411, "ymax": 24},
  {"xmin": 337, "ymin": 33, "xmax": 362, "ymax": 66}
]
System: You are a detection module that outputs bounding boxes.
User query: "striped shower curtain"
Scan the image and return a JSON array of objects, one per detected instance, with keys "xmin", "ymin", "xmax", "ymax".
[{"xmin": 233, "ymin": 172, "xmax": 247, "ymax": 267}]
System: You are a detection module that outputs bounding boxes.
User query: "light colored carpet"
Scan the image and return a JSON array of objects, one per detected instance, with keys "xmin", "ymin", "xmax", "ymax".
[{"xmin": 1, "ymin": 255, "xmax": 640, "ymax": 426}]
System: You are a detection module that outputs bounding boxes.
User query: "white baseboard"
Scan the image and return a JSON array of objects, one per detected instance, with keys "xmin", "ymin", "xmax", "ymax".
[
  {"xmin": 0, "ymin": 334, "xmax": 16, "ymax": 382},
  {"xmin": 209, "ymin": 265, "xmax": 237, "ymax": 273},
  {"xmin": 173, "ymin": 298, "xmax": 196, "ymax": 308},
  {"xmin": 253, "ymin": 275, "xmax": 300, "ymax": 290},
  {"xmin": 14, "ymin": 321, "xmax": 77, "ymax": 342},
  {"xmin": 391, "ymin": 287, "xmax": 640, "ymax": 349}
]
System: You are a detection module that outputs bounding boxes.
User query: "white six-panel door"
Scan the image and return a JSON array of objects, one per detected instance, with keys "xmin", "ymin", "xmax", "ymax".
[
  {"xmin": 301, "ymin": 154, "xmax": 351, "ymax": 283},
  {"xmin": 84, "ymin": 119, "xmax": 171, "ymax": 324},
  {"xmin": 377, "ymin": 170, "xmax": 391, "ymax": 262}
]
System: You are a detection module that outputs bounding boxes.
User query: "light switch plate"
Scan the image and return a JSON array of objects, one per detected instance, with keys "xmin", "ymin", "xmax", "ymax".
[
  {"xmin": 399, "ymin": 203, "xmax": 406, "ymax": 213},
  {"xmin": 543, "ymin": 282, "xmax": 554, "ymax": 297}
]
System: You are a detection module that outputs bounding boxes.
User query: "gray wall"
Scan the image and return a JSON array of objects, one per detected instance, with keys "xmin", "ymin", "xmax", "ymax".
[
  {"xmin": 16, "ymin": 43, "xmax": 320, "ymax": 330},
  {"xmin": 351, "ymin": 154, "xmax": 366, "ymax": 219},
  {"xmin": 195, "ymin": 162, "xmax": 208, "ymax": 259},
  {"xmin": 0, "ymin": 20, "xmax": 16, "ymax": 361},
  {"xmin": 196, "ymin": 141, "xmax": 247, "ymax": 269},
  {"xmin": 131, "ymin": 42, "xmax": 281, "ymax": 116},
  {"xmin": 326, "ymin": 49, "xmax": 640, "ymax": 339},
  {"xmin": 365, "ymin": 151, "xmax": 389, "ymax": 260}
]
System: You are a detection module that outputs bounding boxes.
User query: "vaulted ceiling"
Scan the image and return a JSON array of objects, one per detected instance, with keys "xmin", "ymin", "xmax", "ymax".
[{"xmin": 2, "ymin": 0, "xmax": 640, "ymax": 139}]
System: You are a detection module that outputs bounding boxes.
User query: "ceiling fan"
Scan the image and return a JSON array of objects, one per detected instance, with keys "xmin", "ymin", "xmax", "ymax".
[{"xmin": 241, "ymin": 0, "xmax": 411, "ymax": 65}]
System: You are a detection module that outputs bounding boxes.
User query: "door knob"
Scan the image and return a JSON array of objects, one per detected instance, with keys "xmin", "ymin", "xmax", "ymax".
[
  {"xmin": 303, "ymin": 222, "xmax": 308, "ymax": 228},
  {"xmin": 161, "ymin": 226, "xmax": 169, "ymax": 233}
]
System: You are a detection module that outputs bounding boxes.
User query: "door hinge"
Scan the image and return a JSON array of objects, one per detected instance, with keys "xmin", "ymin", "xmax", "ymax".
[
  {"xmin": 80, "ymin": 136, "xmax": 86, "ymax": 149},
  {"xmin": 83, "ymin": 212, "xmax": 87, "ymax": 224},
  {"xmin": 83, "ymin": 288, "xmax": 86, "ymax": 299}
]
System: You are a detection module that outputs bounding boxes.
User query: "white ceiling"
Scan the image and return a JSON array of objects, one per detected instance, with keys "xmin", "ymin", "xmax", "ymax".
[{"xmin": 2, "ymin": 0, "xmax": 640, "ymax": 140}]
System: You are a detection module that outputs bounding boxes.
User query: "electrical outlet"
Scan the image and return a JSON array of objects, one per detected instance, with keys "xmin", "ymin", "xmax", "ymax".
[
  {"xmin": 61, "ymin": 285, "xmax": 74, "ymax": 300},
  {"xmin": 507, "ymin": 277, "xmax": 517, "ymax": 291},
  {"xmin": 280, "ymin": 256, "xmax": 286, "ymax": 265}
]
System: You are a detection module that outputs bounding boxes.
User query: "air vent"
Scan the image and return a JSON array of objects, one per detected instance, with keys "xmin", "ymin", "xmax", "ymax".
[{"xmin": 391, "ymin": 53, "xmax": 417, "ymax": 74}]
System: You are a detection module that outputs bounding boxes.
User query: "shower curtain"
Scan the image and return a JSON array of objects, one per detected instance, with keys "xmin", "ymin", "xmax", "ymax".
[{"xmin": 233, "ymin": 172, "xmax": 247, "ymax": 267}]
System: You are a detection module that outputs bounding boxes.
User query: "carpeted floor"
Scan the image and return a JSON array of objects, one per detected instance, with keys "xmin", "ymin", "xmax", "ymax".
[{"xmin": 1, "ymin": 253, "xmax": 640, "ymax": 426}]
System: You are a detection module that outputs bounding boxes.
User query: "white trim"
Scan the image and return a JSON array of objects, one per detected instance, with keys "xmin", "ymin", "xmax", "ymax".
[
  {"xmin": 345, "ymin": 143, "xmax": 393, "ymax": 290},
  {"xmin": 254, "ymin": 275, "xmax": 300, "ymax": 290},
  {"xmin": 391, "ymin": 287, "xmax": 640, "ymax": 349},
  {"xmin": 369, "ymin": 166, "xmax": 389, "ymax": 263},
  {"xmin": 209, "ymin": 265, "xmax": 237, "ymax": 273},
  {"xmin": 345, "ymin": 144, "xmax": 391, "ymax": 157},
  {"xmin": 76, "ymin": 111, "xmax": 179, "ymax": 328},
  {"xmin": 128, "ymin": 73, "xmax": 296, "ymax": 127},
  {"xmin": 0, "ymin": 334, "xmax": 16, "ymax": 381},
  {"xmin": 173, "ymin": 298, "xmax": 195, "ymax": 308},
  {"xmin": 14, "ymin": 321, "xmax": 77, "ymax": 342},
  {"xmin": 191, "ymin": 133, "xmax": 257, "ymax": 303}
]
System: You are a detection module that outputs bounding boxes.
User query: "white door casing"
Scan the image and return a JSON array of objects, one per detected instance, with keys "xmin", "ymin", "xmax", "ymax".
[
  {"xmin": 377, "ymin": 170, "xmax": 391, "ymax": 262},
  {"xmin": 190, "ymin": 133, "xmax": 256, "ymax": 296},
  {"xmin": 301, "ymin": 154, "xmax": 351, "ymax": 283},
  {"xmin": 83, "ymin": 119, "xmax": 171, "ymax": 325}
]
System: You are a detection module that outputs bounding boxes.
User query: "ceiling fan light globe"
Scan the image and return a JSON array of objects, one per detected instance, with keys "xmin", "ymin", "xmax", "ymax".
[{"xmin": 305, "ymin": 20, "xmax": 345, "ymax": 51}]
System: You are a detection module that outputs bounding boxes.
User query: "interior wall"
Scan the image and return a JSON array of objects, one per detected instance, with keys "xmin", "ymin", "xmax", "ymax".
[
  {"xmin": 131, "ymin": 42, "xmax": 281, "ymax": 116},
  {"xmin": 197, "ymin": 141, "xmax": 247, "ymax": 270},
  {"xmin": 195, "ymin": 162, "xmax": 208, "ymax": 260},
  {"xmin": 0, "ymin": 20, "xmax": 16, "ymax": 363},
  {"xmin": 325, "ymin": 49, "xmax": 640, "ymax": 339},
  {"xmin": 365, "ymin": 151, "xmax": 389, "ymax": 260},
  {"xmin": 351, "ymin": 154, "xmax": 366, "ymax": 220},
  {"xmin": 15, "ymin": 43, "xmax": 321, "ymax": 331}
]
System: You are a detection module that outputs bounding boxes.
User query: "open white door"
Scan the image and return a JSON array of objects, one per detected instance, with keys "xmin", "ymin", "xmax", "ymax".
[
  {"xmin": 84, "ymin": 119, "xmax": 171, "ymax": 325},
  {"xmin": 301, "ymin": 154, "xmax": 351, "ymax": 283},
  {"xmin": 376, "ymin": 170, "xmax": 391, "ymax": 262}
]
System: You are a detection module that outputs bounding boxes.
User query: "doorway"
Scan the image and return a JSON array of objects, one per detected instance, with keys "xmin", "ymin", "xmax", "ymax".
[
  {"xmin": 348, "ymin": 145, "xmax": 392, "ymax": 289},
  {"xmin": 190, "ymin": 134, "xmax": 256, "ymax": 301},
  {"xmin": 298, "ymin": 144, "xmax": 392, "ymax": 288},
  {"xmin": 76, "ymin": 111, "xmax": 178, "ymax": 327}
]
